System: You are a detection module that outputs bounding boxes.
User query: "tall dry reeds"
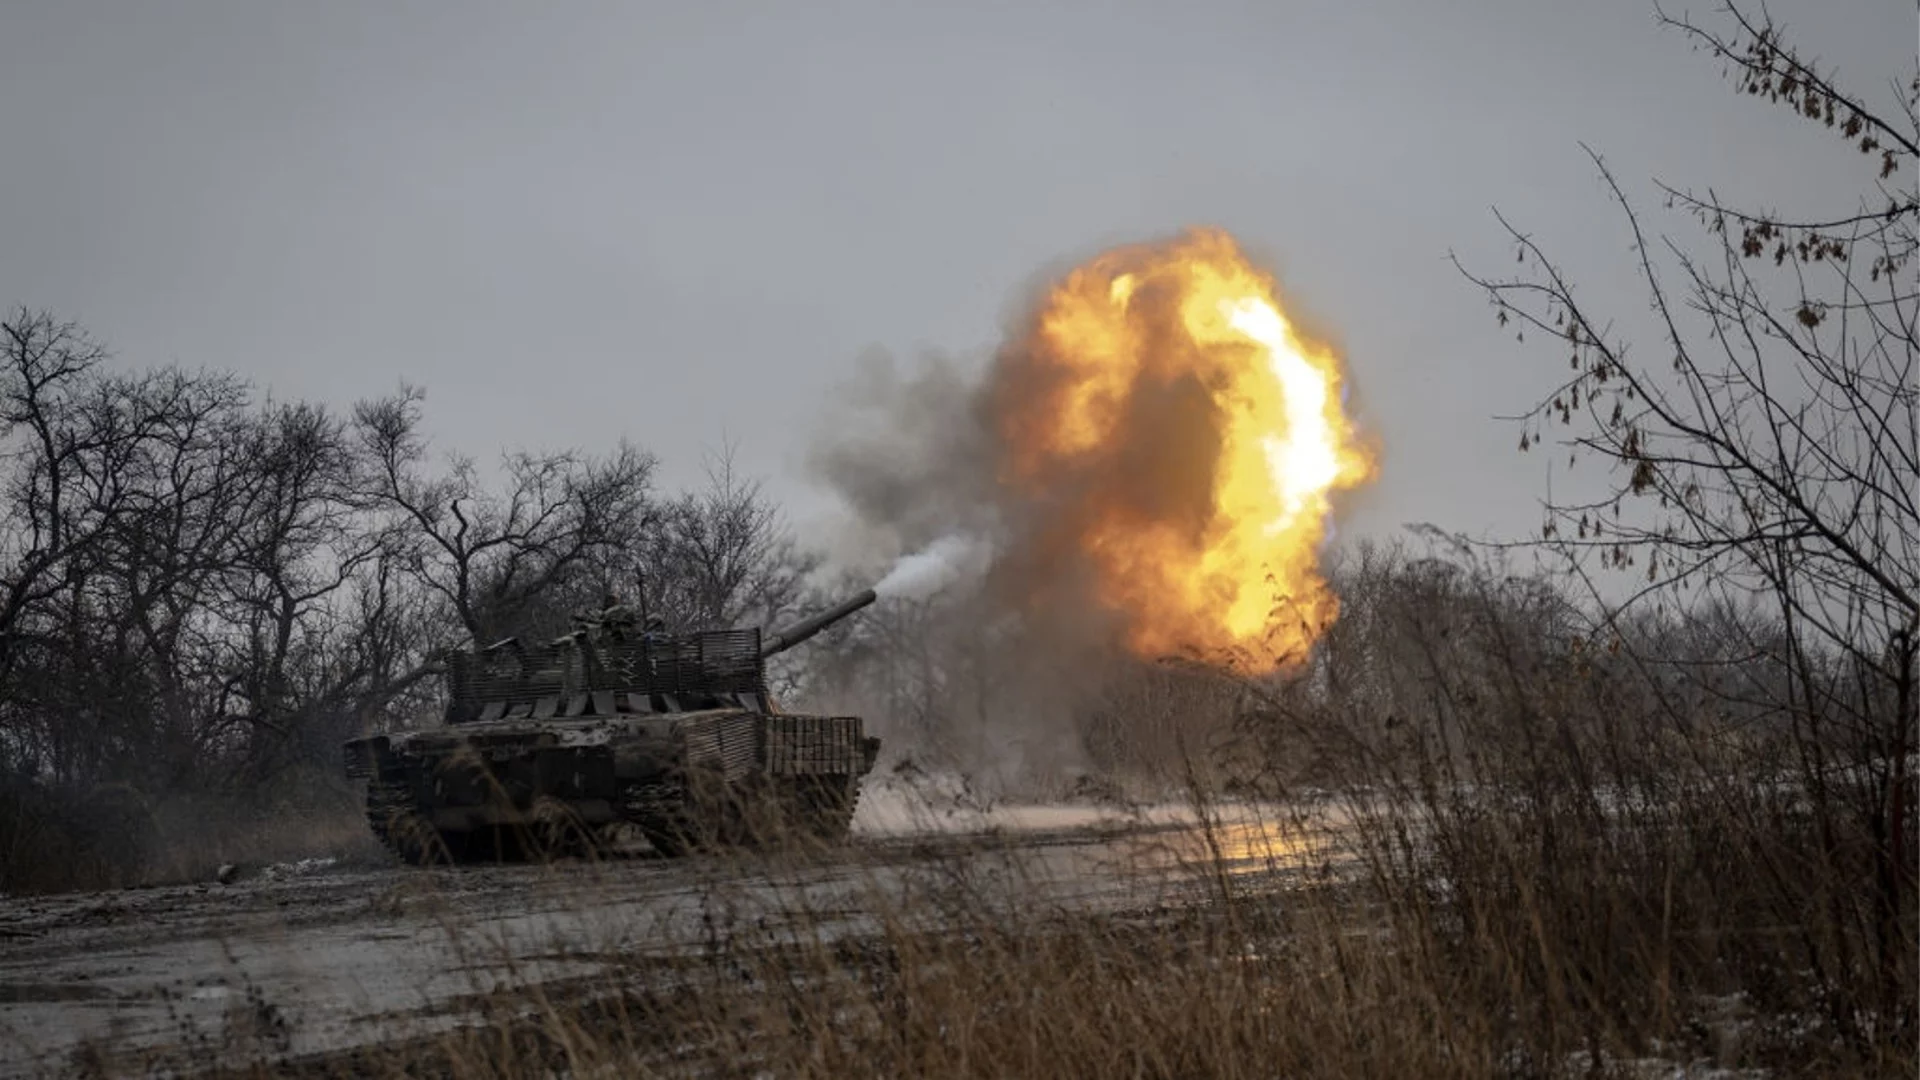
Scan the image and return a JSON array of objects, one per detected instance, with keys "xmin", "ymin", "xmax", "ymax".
[{"xmin": 46, "ymin": 544, "xmax": 1916, "ymax": 1079}]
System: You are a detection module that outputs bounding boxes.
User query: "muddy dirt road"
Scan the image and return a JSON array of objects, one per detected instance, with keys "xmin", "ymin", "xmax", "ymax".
[{"xmin": 0, "ymin": 797, "xmax": 1343, "ymax": 1077}]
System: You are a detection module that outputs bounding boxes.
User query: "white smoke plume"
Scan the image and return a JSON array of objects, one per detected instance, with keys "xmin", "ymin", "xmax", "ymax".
[{"xmin": 874, "ymin": 534, "xmax": 994, "ymax": 601}]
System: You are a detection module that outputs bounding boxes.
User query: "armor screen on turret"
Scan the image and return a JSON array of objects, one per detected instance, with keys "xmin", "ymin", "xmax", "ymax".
[{"xmin": 445, "ymin": 628, "xmax": 765, "ymax": 716}]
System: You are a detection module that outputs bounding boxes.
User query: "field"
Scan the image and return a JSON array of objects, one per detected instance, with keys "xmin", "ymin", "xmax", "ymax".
[{"xmin": 3, "ymin": 753, "xmax": 1909, "ymax": 1079}]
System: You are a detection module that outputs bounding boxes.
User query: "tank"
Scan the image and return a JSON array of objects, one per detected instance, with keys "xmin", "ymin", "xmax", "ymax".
[{"xmin": 342, "ymin": 589, "xmax": 880, "ymax": 864}]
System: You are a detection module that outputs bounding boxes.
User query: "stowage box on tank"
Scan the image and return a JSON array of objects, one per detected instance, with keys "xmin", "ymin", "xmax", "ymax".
[{"xmin": 342, "ymin": 590, "xmax": 880, "ymax": 864}]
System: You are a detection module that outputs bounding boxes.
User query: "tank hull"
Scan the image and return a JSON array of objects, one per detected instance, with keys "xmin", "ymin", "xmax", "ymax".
[{"xmin": 345, "ymin": 707, "xmax": 880, "ymax": 863}]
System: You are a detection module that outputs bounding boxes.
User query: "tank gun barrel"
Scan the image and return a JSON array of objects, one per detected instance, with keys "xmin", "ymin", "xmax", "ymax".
[{"xmin": 759, "ymin": 589, "xmax": 877, "ymax": 658}]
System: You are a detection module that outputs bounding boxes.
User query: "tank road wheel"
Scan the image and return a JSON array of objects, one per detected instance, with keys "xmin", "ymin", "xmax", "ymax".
[
  {"xmin": 621, "ymin": 781, "xmax": 705, "ymax": 858},
  {"xmin": 366, "ymin": 782, "xmax": 460, "ymax": 866},
  {"xmin": 636, "ymin": 817, "xmax": 701, "ymax": 858},
  {"xmin": 527, "ymin": 795, "xmax": 601, "ymax": 862}
]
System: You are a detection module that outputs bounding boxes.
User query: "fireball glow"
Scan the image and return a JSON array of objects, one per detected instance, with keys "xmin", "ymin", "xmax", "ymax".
[{"xmin": 994, "ymin": 228, "xmax": 1375, "ymax": 672}]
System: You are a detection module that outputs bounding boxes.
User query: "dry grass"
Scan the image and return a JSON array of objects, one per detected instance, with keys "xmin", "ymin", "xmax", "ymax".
[
  {"xmin": 1, "ymin": 769, "xmax": 379, "ymax": 894},
  {"xmin": 74, "ymin": 771, "xmax": 1908, "ymax": 1080},
  {"xmin": 28, "ymin": 555, "xmax": 1919, "ymax": 1078}
]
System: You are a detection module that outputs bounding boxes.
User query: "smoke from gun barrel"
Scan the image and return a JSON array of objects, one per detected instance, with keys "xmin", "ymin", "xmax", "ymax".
[{"xmin": 759, "ymin": 588, "xmax": 878, "ymax": 658}]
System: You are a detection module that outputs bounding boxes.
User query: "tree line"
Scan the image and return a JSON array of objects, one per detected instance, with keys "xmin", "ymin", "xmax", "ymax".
[{"xmin": 0, "ymin": 310, "xmax": 815, "ymax": 833}]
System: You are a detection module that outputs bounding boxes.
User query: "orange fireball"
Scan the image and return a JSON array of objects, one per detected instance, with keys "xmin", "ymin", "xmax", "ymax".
[{"xmin": 990, "ymin": 228, "xmax": 1374, "ymax": 673}]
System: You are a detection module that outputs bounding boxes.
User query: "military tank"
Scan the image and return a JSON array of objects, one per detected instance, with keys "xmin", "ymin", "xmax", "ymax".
[{"xmin": 342, "ymin": 589, "xmax": 880, "ymax": 864}]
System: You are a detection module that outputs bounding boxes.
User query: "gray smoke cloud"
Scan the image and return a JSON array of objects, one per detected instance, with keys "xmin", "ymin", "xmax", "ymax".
[
  {"xmin": 801, "ymin": 348, "xmax": 1130, "ymax": 796},
  {"xmin": 804, "ymin": 347, "xmax": 1002, "ymax": 568}
]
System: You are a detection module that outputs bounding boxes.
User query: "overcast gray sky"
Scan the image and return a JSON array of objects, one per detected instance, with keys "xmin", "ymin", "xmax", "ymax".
[{"xmin": 2, "ymin": 0, "xmax": 1909, "ymax": 555}]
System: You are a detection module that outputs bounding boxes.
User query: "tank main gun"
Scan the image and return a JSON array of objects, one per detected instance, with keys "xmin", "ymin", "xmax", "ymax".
[{"xmin": 759, "ymin": 588, "xmax": 877, "ymax": 658}]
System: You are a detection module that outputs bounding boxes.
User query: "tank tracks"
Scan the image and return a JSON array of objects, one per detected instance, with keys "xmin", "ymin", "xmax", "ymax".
[
  {"xmin": 364, "ymin": 775, "xmax": 861, "ymax": 865},
  {"xmin": 364, "ymin": 781, "xmax": 599, "ymax": 865},
  {"xmin": 364, "ymin": 780, "xmax": 453, "ymax": 865},
  {"xmin": 618, "ymin": 775, "xmax": 861, "ymax": 856}
]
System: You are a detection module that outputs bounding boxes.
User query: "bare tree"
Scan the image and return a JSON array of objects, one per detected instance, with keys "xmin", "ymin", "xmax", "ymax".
[
  {"xmin": 0, "ymin": 312, "xmax": 125, "ymax": 692},
  {"xmin": 350, "ymin": 384, "xmax": 658, "ymax": 644},
  {"xmin": 0, "ymin": 312, "xmax": 273, "ymax": 785},
  {"xmin": 1457, "ymin": 2, "xmax": 1916, "ymax": 1047},
  {"xmin": 641, "ymin": 443, "xmax": 816, "ymax": 634},
  {"xmin": 194, "ymin": 401, "xmax": 415, "ymax": 778}
]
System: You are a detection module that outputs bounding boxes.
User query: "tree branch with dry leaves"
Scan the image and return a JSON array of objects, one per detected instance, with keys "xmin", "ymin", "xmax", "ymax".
[{"xmin": 1455, "ymin": 2, "xmax": 1916, "ymax": 1048}]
